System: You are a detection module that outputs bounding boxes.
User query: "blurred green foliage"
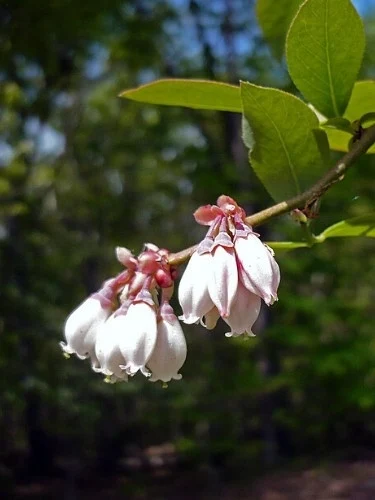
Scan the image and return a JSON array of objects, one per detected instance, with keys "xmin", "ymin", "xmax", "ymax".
[{"xmin": 0, "ymin": 0, "xmax": 374, "ymax": 494}]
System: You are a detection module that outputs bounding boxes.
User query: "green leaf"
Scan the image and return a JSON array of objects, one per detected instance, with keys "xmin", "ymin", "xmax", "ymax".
[
  {"xmin": 359, "ymin": 113, "xmax": 375, "ymax": 127},
  {"xmin": 324, "ymin": 128, "xmax": 375, "ymax": 154},
  {"xmin": 322, "ymin": 81, "xmax": 375, "ymax": 153},
  {"xmin": 286, "ymin": 0, "xmax": 365, "ymax": 117},
  {"xmin": 323, "ymin": 117, "xmax": 352, "ymax": 133},
  {"xmin": 344, "ymin": 81, "xmax": 375, "ymax": 122},
  {"xmin": 119, "ymin": 79, "xmax": 242, "ymax": 112},
  {"xmin": 318, "ymin": 213, "xmax": 375, "ymax": 239},
  {"xmin": 266, "ymin": 241, "xmax": 309, "ymax": 251},
  {"xmin": 240, "ymin": 82, "xmax": 330, "ymax": 202},
  {"xmin": 256, "ymin": 0, "xmax": 303, "ymax": 60}
]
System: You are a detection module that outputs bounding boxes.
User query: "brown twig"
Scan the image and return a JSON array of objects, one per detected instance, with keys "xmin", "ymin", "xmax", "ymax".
[{"xmin": 168, "ymin": 123, "xmax": 375, "ymax": 266}]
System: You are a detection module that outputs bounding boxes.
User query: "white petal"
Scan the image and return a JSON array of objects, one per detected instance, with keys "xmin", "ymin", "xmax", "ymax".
[
  {"xmin": 178, "ymin": 252, "xmax": 214, "ymax": 324},
  {"xmin": 95, "ymin": 315, "xmax": 128, "ymax": 381},
  {"xmin": 62, "ymin": 297, "xmax": 111, "ymax": 359},
  {"xmin": 224, "ymin": 281, "xmax": 261, "ymax": 337},
  {"xmin": 119, "ymin": 302, "xmax": 157, "ymax": 376},
  {"xmin": 208, "ymin": 245, "xmax": 238, "ymax": 317},
  {"xmin": 148, "ymin": 316, "xmax": 187, "ymax": 383},
  {"xmin": 235, "ymin": 234, "xmax": 280, "ymax": 305}
]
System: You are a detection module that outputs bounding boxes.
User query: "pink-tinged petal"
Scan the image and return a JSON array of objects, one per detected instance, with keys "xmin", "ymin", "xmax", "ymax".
[
  {"xmin": 208, "ymin": 244, "xmax": 238, "ymax": 318},
  {"xmin": 235, "ymin": 233, "xmax": 280, "ymax": 305},
  {"xmin": 223, "ymin": 281, "xmax": 261, "ymax": 337},
  {"xmin": 216, "ymin": 194, "xmax": 246, "ymax": 219},
  {"xmin": 193, "ymin": 205, "xmax": 217, "ymax": 225},
  {"xmin": 148, "ymin": 304, "xmax": 187, "ymax": 383},
  {"xmin": 119, "ymin": 302, "xmax": 157, "ymax": 376},
  {"xmin": 197, "ymin": 235, "xmax": 214, "ymax": 255},
  {"xmin": 217, "ymin": 195, "xmax": 238, "ymax": 209},
  {"xmin": 178, "ymin": 252, "xmax": 214, "ymax": 324},
  {"xmin": 115, "ymin": 247, "xmax": 137, "ymax": 269},
  {"xmin": 211, "ymin": 230, "xmax": 233, "ymax": 249},
  {"xmin": 61, "ymin": 297, "xmax": 111, "ymax": 360}
]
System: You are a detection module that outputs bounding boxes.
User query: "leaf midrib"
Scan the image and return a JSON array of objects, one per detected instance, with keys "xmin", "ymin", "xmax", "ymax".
[
  {"xmin": 325, "ymin": 0, "xmax": 339, "ymax": 116},
  {"xmin": 256, "ymin": 99, "xmax": 302, "ymax": 195}
]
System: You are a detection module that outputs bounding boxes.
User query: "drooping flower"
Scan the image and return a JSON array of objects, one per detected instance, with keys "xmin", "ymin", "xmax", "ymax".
[
  {"xmin": 94, "ymin": 314, "xmax": 128, "ymax": 382},
  {"xmin": 178, "ymin": 249, "xmax": 214, "ymax": 325},
  {"xmin": 223, "ymin": 281, "xmax": 260, "ymax": 337},
  {"xmin": 148, "ymin": 301, "xmax": 187, "ymax": 383},
  {"xmin": 62, "ymin": 244, "xmax": 186, "ymax": 385},
  {"xmin": 178, "ymin": 194, "xmax": 280, "ymax": 336},
  {"xmin": 235, "ymin": 231, "xmax": 279, "ymax": 305},
  {"xmin": 119, "ymin": 290, "xmax": 158, "ymax": 377},
  {"xmin": 61, "ymin": 281, "xmax": 117, "ymax": 361}
]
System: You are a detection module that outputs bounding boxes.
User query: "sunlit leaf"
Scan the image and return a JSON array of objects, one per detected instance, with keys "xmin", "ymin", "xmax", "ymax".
[
  {"xmin": 318, "ymin": 213, "xmax": 375, "ymax": 239},
  {"xmin": 286, "ymin": 0, "xmax": 365, "ymax": 117},
  {"xmin": 344, "ymin": 81, "xmax": 375, "ymax": 121},
  {"xmin": 240, "ymin": 82, "xmax": 330, "ymax": 202},
  {"xmin": 120, "ymin": 79, "xmax": 242, "ymax": 112},
  {"xmin": 322, "ymin": 81, "xmax": 375, "ymax": 153},
  {"xmin": 324, "ymin": 129, "xmax": 375, "ymax": 154}
]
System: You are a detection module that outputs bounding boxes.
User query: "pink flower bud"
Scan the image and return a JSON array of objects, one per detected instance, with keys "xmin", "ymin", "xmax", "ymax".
[
  {"xmin": 116, "ymin": 247, "xmax": 137, "ymax": 269},
  {"xmin": 155, "ymin": 268, "xmax": 173, "ymax": 288}
]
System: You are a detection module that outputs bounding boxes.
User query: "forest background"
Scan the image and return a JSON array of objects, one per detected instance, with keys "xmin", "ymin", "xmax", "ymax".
[{"xmin": 1, "ymin": 0, "xmax": 375, "ymax": 498}]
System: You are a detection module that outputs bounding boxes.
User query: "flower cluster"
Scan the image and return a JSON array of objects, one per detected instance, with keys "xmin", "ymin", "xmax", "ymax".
[
  {"xmin": 62, "ymin": 194, "xmax": 280, "ymax": 384},
  {"xmin": 61, "ymin": 244, "xmax": 187, "ymax": 384},
  {"xmin": 178, "ymin": 195, "xmax": 280, "ymax": 337}
]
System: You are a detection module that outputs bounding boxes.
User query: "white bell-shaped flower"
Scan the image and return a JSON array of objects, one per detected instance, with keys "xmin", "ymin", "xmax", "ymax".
[
  {"xmin": 148, "ymin": 303, "xmax": 187, "ymax": 383},
  {"xmin": 61, "ymin": 297, "xmax": 111, "ymax": 360},
  {"xmin": 235, "ymin": 232, "xmax": 280, "ymax": 305},
  {"xmin": 94, "ymin": 314, "xmax": 128, "ymax": 382},
  {"xmin": 178, "ymin": 250, "xmax": 214, "ymax": 324},
  {"xmin": 224, "ymin": 281, "xmax": 260, "ymax": 337},
  {"xmin": 208, "ymin": 233, "xmax": 238, "ymax": 318},
  {"xmin": 119, "ymin": 293, "xmax": 157, "ymax": 377}
]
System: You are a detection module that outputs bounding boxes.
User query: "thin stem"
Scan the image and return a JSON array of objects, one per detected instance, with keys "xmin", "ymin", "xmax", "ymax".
[
  {"xmin": 168, "ymin": 124, "xmax": 375, "ymax": 266},
  {"xmin": 245, "ymin": 124, "xmax": 375, "ymax": 227},
  {"xmin": 299, "ymin": 222, "xmax": 319, "ymax": 247}
]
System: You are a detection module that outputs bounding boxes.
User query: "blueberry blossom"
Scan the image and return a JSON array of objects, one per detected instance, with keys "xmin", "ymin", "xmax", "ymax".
[
  {"xmin": 61, "ymin": 281, "xmax": 118, "ymax": 363},
  {"xmin": 148, "ymin": 300, "xmax": 187, "ymax": 383},
  {"xmin": 61, "ymin": 244, "xmax": 186, "ymax": 384},
  {"xmin": 178, "ymin": 195, "xmax": 280, "ymax": 337}
]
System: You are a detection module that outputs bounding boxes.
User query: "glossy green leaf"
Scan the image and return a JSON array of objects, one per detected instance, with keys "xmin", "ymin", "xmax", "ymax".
[
  {"xmin": 256, "ymin": 0, "xmax": 302, "ymax": 60},
  {"xmin": 318, "ymin": 213, "xmax": 375, "ymax": 239},
  {"xmin": 240, "ymin": 82, "xmax": 330, "ymax": 202},
  {"xmin": 119, "ymin": 79, "xmax": 242, "ymax": 112},
  {"xmin": 344, "ymin": 81, "xmax": 375, "ymax": 121},
  {"xmin": 322, "ymin": 81, "xmax": 375, "ymax": 153},
  {"xmin": 324, "ymin": 128, "xmax": 375, "ymax": 154},
  {"xmin": 286, "ymin": 0, "xmax": 365, "ymax": 117}
]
